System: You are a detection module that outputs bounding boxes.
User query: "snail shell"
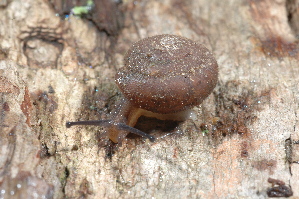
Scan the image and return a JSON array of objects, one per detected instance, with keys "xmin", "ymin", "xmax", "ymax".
[{"xmin": 115, "ymin": 34, "xmax": 218, "ymax": 114}]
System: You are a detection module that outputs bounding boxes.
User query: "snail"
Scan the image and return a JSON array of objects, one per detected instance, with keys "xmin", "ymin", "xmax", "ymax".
[{"xmin": 66, "ymin": 34, "xmax": 218, "ymax": 143}]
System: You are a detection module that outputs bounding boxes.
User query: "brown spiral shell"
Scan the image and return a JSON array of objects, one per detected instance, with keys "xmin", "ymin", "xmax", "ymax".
[{"xmin": 115, "ymin": 34, "xmax": 218, "ymax": 114}]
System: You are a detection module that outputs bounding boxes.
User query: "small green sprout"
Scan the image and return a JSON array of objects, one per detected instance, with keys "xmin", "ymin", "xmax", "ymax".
[
  {"xmin": 201, "ymin": 129, "xmax": 209, "ymax": 136},
  {"xmin": 72, "ymin": 0, "xmax": 94, "ymax": 16}
]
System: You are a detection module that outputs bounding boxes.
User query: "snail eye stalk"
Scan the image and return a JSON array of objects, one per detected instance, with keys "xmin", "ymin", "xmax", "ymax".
[{"xmin": 66, "ymin": 120, "xmax": 155, "ymax": 142}]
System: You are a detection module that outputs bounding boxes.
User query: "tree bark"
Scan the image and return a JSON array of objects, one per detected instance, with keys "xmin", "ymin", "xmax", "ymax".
[{"xmin": 0, "ymin": 0, "xmax": 298, "ymax": 198}]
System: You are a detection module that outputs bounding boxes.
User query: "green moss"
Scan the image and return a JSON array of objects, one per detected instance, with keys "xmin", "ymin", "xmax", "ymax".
[{"xmin": 72, "ymin": 0, "xmax": 94, "ymax": 16}]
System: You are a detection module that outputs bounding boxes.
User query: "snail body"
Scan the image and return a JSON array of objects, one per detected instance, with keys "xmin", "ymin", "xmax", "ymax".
[{"xmin": 66, "ymin": 34, "xmax": 218, "ymax": 143}]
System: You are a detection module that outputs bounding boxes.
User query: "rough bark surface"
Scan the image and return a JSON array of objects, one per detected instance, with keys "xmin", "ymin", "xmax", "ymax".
[{"xmin": 0, "ymin": 0, "xmax": 298, "ymax": 198}]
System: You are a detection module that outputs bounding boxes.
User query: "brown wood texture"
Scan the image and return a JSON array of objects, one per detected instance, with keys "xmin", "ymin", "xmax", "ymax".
[{"xmin": 0, "ymin": 0, "xmax": 299, "ymax": 198}]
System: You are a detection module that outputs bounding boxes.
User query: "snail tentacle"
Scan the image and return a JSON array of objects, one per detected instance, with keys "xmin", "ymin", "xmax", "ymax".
[{"xmin": 66, "ymin": 120, "xmax": 155, "ymax": 142}]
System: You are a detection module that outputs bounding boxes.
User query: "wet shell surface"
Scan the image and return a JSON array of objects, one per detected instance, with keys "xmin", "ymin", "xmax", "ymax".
[{"xmin": 115, "ymin": 34, "xmax": 218, "ymax": 114}]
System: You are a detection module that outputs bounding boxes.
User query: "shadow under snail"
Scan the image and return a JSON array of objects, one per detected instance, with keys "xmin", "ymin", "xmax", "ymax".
[{"xmin": 66, "ymin": 34, "xmax": 218, "ymax": 143}]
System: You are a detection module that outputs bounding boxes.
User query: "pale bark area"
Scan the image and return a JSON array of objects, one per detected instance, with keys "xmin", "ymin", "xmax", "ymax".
[{"xmin": 0, "ymin": 0, "xmax": 299, "ymax": 198}]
